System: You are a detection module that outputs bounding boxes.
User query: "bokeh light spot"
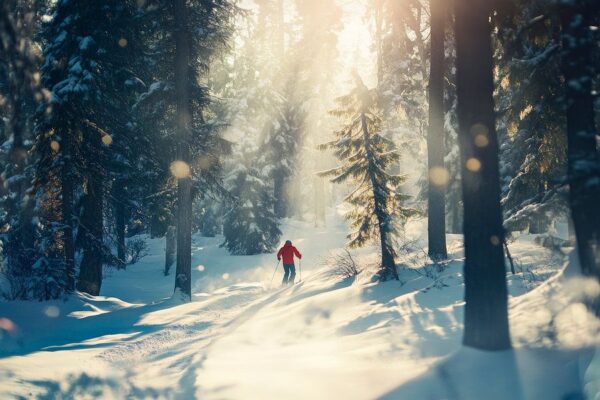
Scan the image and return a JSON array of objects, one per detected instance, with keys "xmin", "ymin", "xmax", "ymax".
[
  {"xmin": 44, "ymin": 305, "xmax": 60, "ymax": 318},
  {"xmin": 429, "ymin": 166, "xmax": 450, "ymax": 187},
  {"xmin": 170, "ymin": 160, "xmax": 191, "ymax": 179},
  {"xmin": 470, "ymin": 123, "xmax": 489, "ymax": 137},
  {"xmin": 474, "ymin": 134, "xmax": 489, "ymax": 147},
  {"xmin": 466, "ymin": 158, "xmax": 481, "ymax": 172},
  {"xmin": 50, "ymin": 140, "xmax": 60, "ymax": 152},
  {"xmin": 0, "ymin": 318, "xmax": 17, "ymax": 333},
  {"xmin": 118, "ymin": 38, "xmax": 128, "ymax": 48}
]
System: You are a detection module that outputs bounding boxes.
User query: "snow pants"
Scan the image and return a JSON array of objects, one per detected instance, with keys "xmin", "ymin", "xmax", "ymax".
[{"xmin": 282, "ymin": 264, "xmax": 296, "ymax": 285}]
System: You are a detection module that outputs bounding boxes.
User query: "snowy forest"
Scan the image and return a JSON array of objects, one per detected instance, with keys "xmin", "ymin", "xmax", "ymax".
[{"xmin": 1, "ymin": 0, "xmax": 599, "ymax": 398}]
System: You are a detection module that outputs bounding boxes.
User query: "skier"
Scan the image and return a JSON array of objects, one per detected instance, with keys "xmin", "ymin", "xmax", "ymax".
[{"xmin": 277, "ymin": 240, "xmax": 302, "ymax": 285}]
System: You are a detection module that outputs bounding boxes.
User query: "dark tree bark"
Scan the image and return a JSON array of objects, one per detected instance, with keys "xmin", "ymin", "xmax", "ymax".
[
  {"xmin": 448, "ymin": 197, "xmax": 462, "ymax": 234},
  {"xmin": 61, "ymin": 134, "xmax": 75, "ymax": 291},
  {"xmin": 165, "ymin": 225, "xmax": 176, "ymax": 276},
  {"xmin": 173, "ymin": 0, "xmax": 192, "ymax": 299},
  {"xmin": 114, "ymin": 182, "xmax": 127, "ymax": 269},
  {"xmin": 427, "ymin": 0, "xmax": 448, "ymax": 260},
  {"xmin": 1, "ymin": 8, "xmax": 36, "ymax": 288},
  {"xmin": 273, "ymin": 174, "xmax": 289, "ymax": 218},
  {"xmin": 77, "ymin": 150, "xmax": 104, "ymax": 296},
  {"xmin": 454, "ymin": 0, "xmax": 511, "ymax": 350},
  {"xmin": 560, "ymin": 0, "xmax": 600, "ymax": 280},
  {"xmin": 360, "ymin": 113, "xmax": 398, "ymax": 281}
]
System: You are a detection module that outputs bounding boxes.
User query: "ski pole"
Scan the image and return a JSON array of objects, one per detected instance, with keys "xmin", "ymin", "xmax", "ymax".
[
  {"xmin": 270, "ymin": 260, "xmax": 280, "ymax": 286},
  {"xmin": 299, "ymin": 259, "xmax": 302, "ymax": 282}
]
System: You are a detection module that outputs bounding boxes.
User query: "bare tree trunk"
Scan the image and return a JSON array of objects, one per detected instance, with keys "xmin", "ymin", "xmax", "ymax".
[
  {"xmin": 165, "ymin": 225, "xmax": 176, "ymax": 276},
  {"xmin": 454, "ymin": 0, "xmax": 511, "ymax": 350},
  {"xmin": 173, "ymin": 0, "xmax": 192, "ymax": 300},
  {"xmin": 61, "ymin": 134, "xmax": 75, "ymax": 291},
  {"xmin": 560, "ymin": 0, "xmax": 600, "ymax": 279},
  {"xmin": 114, "ymin": 182, "xmax": 126, "ymax": 269},
  {"xmin": 274, "ymin": 174, "xmax": 288, "ymax": 218},
  {"xmin": 77, "ymin": 154, "xmax": 104, "ymax": 296},
  {"xmin": 427, "ymin": 0, "xmax": 448, "ymax": 261}
]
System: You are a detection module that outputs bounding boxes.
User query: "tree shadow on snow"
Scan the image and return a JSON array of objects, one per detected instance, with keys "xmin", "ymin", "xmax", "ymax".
[
  {"xmin": 18, "ymin": 372, "xmax": 173, "ymax": 400},
  {"xmin": 379, "ymin": 346, "xmax": 592, "ymax": 400},
  {"xmin": 337, "ymin": 262, "xmax": 464, "ymax": 358},
  {"xmin": 0, "ymin": 298, "xmax": 205, "ymax": 358}
]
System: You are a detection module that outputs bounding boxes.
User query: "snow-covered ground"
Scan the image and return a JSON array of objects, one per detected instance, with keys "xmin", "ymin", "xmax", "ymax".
[{"xmin": 1, "ymin": 208, "xmax": 599, "ymax": 399}]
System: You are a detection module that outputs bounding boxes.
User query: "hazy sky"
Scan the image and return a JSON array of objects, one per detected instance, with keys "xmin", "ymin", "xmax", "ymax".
[{"xmin": 336, "ymin": 0, "xmax": 377, "ymax": 88}]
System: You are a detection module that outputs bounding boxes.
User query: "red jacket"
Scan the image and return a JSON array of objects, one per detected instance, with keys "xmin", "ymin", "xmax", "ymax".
[{"xmin": 277, "ymin": 243, "xmax": 302, "ymax": 264}]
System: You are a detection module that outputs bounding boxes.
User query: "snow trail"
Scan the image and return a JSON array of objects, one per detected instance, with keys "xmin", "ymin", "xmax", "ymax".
[{"xmin": 1, "ymin": 211, "xmax": 597, "ymax": 399}]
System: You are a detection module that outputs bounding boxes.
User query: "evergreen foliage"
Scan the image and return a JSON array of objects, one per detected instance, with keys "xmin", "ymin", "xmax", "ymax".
[
  {"xmin": 495, "ymin": 0, "xmax": 569, "ymax": 233},
  {"xmin": 222, "ymin": 149, "xmax": 281, "ymax": 255},
  {"xmin": 320, "ymin": 75, "xmax": 417, "ymax": 281}
]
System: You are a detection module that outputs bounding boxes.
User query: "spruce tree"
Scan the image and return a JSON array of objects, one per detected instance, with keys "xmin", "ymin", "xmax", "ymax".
[
  {"xmin": 36, "ymin": 0, "xmax": 147, "ymax": 296},
  {"xmin": 222, "ymin": 149, "xmax": 281, "ymax": 255},
  {"xmin": 258, "ymin": 66, "xmax": 307, "ymax": 218},
  {"xmin": 495, "ymin": 0, "xmax": 568, "ymax": 234},
  {"xmin": 320, "ymin": 75, "xmax": 416, "ymax": 282},
  {"xmin": 0, "ymin": 0, "xmax": 47, "ymax": 299},
  {"xmin": 135, "ymin": 0, "xmax": 235, "ymax": 299}
]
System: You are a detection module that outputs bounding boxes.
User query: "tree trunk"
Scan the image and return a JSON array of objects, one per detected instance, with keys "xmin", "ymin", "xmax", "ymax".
[
  {"xmin": 360, "ymin": 112, "xmax": 398, "ymax": 281},
  {"xmin": 165, "ymin": 225, "xmax": 176, "ymax": 276},
  {"xmin": 427, "ymin": 0, "xmax": 448, "ymax": 261},
  {"xmin": 448, "ymin": 194, "xmax": 462, "ymax": 234},
  {"xmin": 61, "ymin": 134, "xmax": 75, "ymax": 292},
  {"xmin": 173, "ymin": 0, "xmax": 192, "ymax": 300},
  {"xmin": 77, "ymin": 163, "xmax": 104, "ymax": 296},
  {"xmin": 274, "ymin": 174, "xmax": 288, "ymax": 218},
  {"xmin": 454, "ymin": 0, "xmax": 511, "ymax": 350},
  {"xmin": 560, "ymin": 0, "xmax": 600, "ymax": 279},
  {"xmin": 114, "ymin": 182, "xmax": 126, "ymax": 269}
]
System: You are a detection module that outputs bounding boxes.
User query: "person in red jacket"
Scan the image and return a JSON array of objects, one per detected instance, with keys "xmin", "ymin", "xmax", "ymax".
[{"xmin": 277, "ymin": 240, "xmax": 302, "ymax": 285}]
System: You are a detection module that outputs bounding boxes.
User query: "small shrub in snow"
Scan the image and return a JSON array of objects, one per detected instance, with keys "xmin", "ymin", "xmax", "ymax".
[
  {"xmin": 126, "ymin": 238, "xmax": 148, "ymax": 265},
  {"xmin": 322, "ymin": 249, "xmax": 361, "ymax": 280}
]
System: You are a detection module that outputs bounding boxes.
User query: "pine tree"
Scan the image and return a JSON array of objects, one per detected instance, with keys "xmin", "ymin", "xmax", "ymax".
[
  {"xmin": 258, "ymin": 65, "xmax": 307, "ymax": 218},
  {"xmin": 36, "ymin": 0, "xmax": 147, "ymax": 296},
  {"xmin": 222, "ymin": 149, "xmax": 281, "ymax": 255},
  {"xmin": 0, "ymin": 0, "xmax": 47, "ymax": 299},
  {"xmin": 135, "ymin": 0, "xmax": 235, "ymax": 299},
  {"xmin": 495, "ymin": 0, "xmax": 568, "ymax": 234},
  {"xmin": 454, "ymin": 0, "xmax": 511, "ymax": 350},
  {"xmin": 320, "ymin": 75, "xmax": 416, "ymax": 282}
]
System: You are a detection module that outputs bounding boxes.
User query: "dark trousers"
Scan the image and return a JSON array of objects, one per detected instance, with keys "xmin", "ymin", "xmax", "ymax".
[{"xmin": 282, "ymin": 264, "xmax": 296, "ymax": 285}]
